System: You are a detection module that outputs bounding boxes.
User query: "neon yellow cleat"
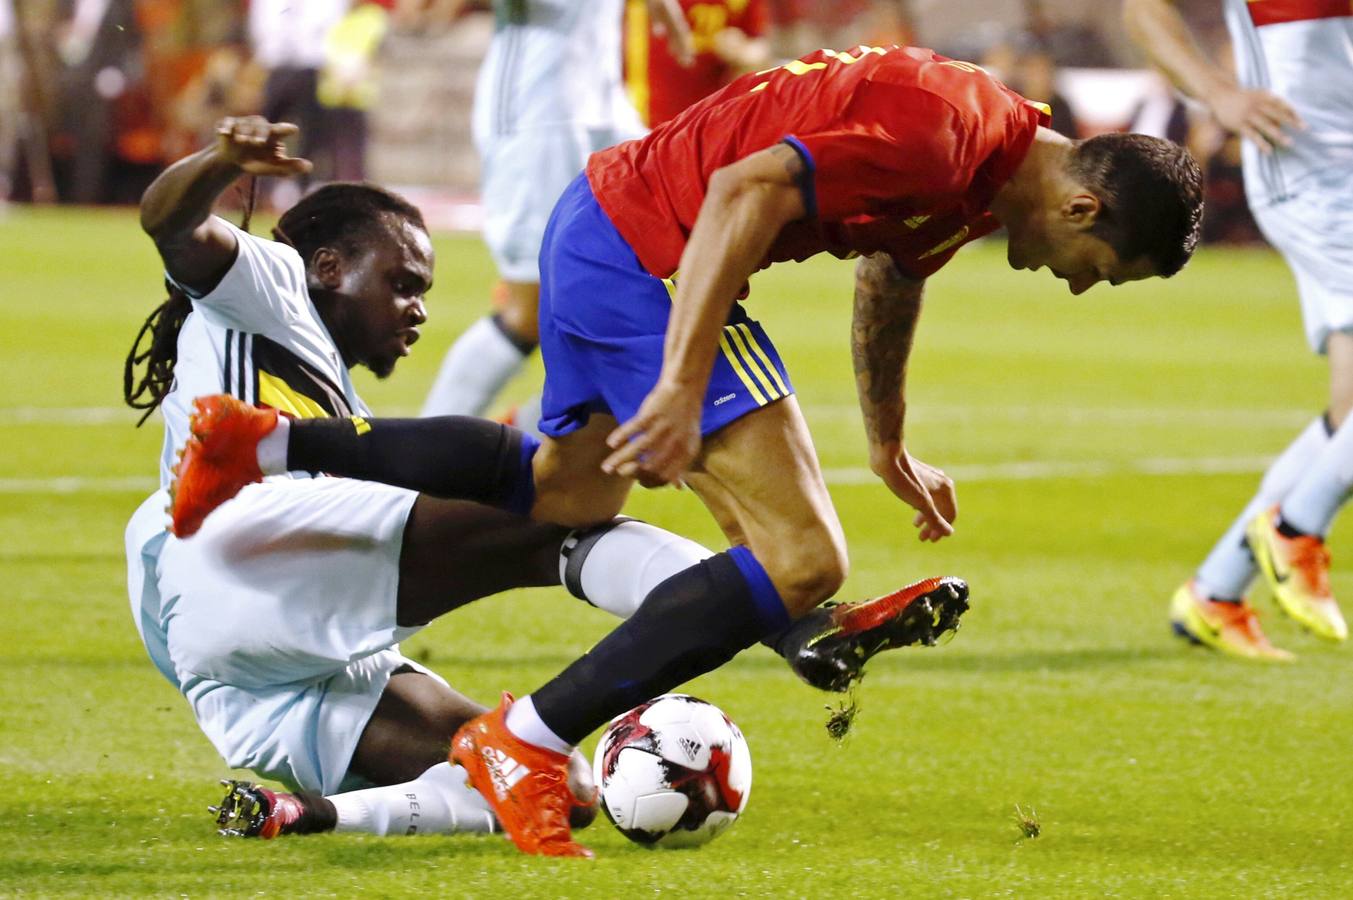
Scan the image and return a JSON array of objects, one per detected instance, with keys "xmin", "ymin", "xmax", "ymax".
[
  {"xmin": 1170, "ymin": 581, "xmax": 1294, "ymax": 662},
  {"xmin": 1246, "ymin": 506, "xmax": 1348, "ymax": 642}
]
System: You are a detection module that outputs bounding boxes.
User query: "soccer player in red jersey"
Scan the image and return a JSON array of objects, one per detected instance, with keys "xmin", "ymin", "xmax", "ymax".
[
  {"xmin": 173, "ymin": 47, "xmax": 1202, "ymax": 856},
  {"xmin": 624, "ymin": 0, "xmax": 771, "ymax": 127}
]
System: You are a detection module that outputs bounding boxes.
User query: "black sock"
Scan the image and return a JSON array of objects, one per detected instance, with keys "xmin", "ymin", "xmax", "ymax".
[
  {"xmin": 531, "ymin": 549, "xmax": 788, "ymax": 745},
  {"xmin": 1275, "ymin": 515, "xmax": 1311, "ymax": 539},
  {"xmin": 287, "ymin": 416, "xmax": 537, "ymax": 514},
  {"xmin": 287, "ymin": 791, "xmax": 338, "ymax": 835},
  {"xmin": 491, "ymin": 313, "xmax": 538, "ymax": 355}
]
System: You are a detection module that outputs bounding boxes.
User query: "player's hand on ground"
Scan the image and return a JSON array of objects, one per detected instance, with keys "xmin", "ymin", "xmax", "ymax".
[
  {"xmin": 214, "ymin": 116, "xmax": 313, "ymax": 177},
  {"xmin": 870, "ymin": 442, "xmax": 956, "ymax": 542},
  {"xmin": 648, "ymin": 0, "xmax": 695, "ymax": 67},
  {"xmin": 603, "ymin": 381, "xmax": 703, "ymax": 484},
  {"xmin": 1210, "ymin": 86, "xmax": 1304, "ymax": 154}
]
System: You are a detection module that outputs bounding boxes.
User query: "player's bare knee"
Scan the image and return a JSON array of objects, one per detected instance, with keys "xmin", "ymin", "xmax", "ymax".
[
  {"xmin": 498, "ymin": 281, "xmax": 541, "ymax": 342},
  {"xmin": 760, "ymin": 532, "xmax": 849, "ymax": 616}
]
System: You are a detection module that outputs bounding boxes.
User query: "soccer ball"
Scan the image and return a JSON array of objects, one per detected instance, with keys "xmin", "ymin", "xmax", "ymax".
[{"xmin": 592, "ymin": 693, "xmax": 752, "ymax": 848}]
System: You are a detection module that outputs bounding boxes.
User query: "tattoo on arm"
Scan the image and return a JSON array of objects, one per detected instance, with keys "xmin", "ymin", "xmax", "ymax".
[{"xmin": 852, "ymin": 253, "xmax": 925, "ymax": 447}]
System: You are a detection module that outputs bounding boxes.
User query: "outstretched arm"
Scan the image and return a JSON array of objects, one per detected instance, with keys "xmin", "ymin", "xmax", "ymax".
[
  {"xmin": 647, "ymin": 0, "xmax": 695, "ymax": 67},
  {"xmin": 852, "ymin": 253, "xmax": 955, "ymax": 542},
  {"xmin": 140, "ymin": 116, "xmax": 312, "ymax": 294},
  {"xmin": 602, "ymin": 142, "xmax": 807, "ymax": 483},
  {"xmin": 1122, "ymin": 0, "xmax": 1302, "ymax": 153}
]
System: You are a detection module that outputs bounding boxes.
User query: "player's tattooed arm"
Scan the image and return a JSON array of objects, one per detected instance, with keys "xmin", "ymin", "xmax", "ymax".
[
  {"xmin": 851, "ymin": 252, "xmax": 923, "ymax": 449},
  {"xmin": 852, "ymin": 253, "xmax": 957, "ymax": 540}
]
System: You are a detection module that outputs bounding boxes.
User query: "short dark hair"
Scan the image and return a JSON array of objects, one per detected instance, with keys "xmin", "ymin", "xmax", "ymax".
[
  {"xmin": 1066, "ymin": 133, "xmax": 1203, "ymax": 278},
  {"xmin": 273, "ymin": 182, "xmax": 426, "ymax": 264}
]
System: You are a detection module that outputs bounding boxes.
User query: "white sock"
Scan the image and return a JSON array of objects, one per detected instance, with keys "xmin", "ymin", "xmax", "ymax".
[
  {"xmin": 255, "ymin": 415, "xmax": 290, "ymax": 475},
  {"xmin": 1195, "ymin": 416, "xmax": 1330, "ymax": 599},
  {"xmin": 421, "ymin": 315, "xmax": 531, "ymax": 417},
  {"xmin": 329, "ymin": 762, "xmax": 496, "ymax": 835},
  {"xmin": 561, "ymin": 518, "xmax": 714, "ymax": 619},
  {"xmin": 504, "ymin": 694, "xmax": 573, "ymax": 754},
  {"xmin": 1279, "ymin": 413, "xmax": 1353, "ymax": 537}
]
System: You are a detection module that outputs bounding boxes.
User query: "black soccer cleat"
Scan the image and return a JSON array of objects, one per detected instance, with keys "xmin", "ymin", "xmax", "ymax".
[
  {"xmin": 210, "ymin": 780, "xmax": 279, "ymax": 838},
  {"xmin": 209, "ymin": 779, "xmax": 327, "ymax": 838},
  {"xmin": 776, "ymin": 576, "xmax": 969, "ymax": 692}
]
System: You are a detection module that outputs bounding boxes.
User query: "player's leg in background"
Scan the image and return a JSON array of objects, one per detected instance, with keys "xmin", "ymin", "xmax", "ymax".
[
  {"xmin": 421, "ymin": 280, "xmax": 540, "ymax": 417},
  {"xmin": 422, "ymin": 121, "xmax": 585, "ymax": 419},
  {"xmin": 1188, "ymin": 415, "xmax": 1331, "ymax": 602},
  {"xmin": 1241, "ymin": 329, "xmax": 1353, "ymax": 641},
  {"xmin": 1233, "ymin": 192, "xmax": 1353, "ymax": 641},
  {"xmin": 1274, "ymin": 331, "xmax": 1353, "ymax": 539}
]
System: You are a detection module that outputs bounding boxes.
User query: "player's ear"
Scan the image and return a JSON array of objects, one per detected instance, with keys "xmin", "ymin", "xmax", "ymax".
[
  {"xmin": 311, "ymin": 247, "xmax": 344, "ymax": 289},
  {"xmin": 1062, "ymin": 193, "xmax": 1101, "ymax": 231}
]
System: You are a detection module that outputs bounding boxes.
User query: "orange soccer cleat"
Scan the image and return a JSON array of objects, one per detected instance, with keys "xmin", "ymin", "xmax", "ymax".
[
  {"xmin": 1247, "ymin": 506, "xmax": 1348, "ymax": 642},
  {"xmin": 450, "ymin": 694, "xmax": 594, "ymax": 858},
  {"xmin": 1169, "ymin": 580, "xmax": 1294, "ymax": 662},
  {"xmin": 169, "ymin": 394, "xmax": 278, "ymax": 537},
  {"xmin": 776, "ymin": 576, "xmax": 970, "ymax": 692}
]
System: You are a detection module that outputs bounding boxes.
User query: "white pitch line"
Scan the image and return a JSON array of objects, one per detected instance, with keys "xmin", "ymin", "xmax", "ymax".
[
  {"xmin": 0, "ymin": 455, "xmax": 1275, "ymax": 495},
  {"xmin": 0, "ymin": 476, "xmax": 154, "ymax": 493},
  {"xmin": 822, "ymin": 455, "xmax": 1275, "ymax": 485}
]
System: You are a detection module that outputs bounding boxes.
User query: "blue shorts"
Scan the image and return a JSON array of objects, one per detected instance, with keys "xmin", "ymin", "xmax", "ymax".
[{"xmin": 537, "ymin": 174, "xmax": 794, "ymax": 439}]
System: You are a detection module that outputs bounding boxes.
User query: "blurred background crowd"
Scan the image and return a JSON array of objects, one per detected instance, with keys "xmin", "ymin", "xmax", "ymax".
[{"xmin": 0, "ymin": 0, "xmax": 1258, "ymax": 244}]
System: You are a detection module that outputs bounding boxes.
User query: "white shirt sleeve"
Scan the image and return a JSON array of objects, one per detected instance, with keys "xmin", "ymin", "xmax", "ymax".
[{"xmin": 167, "ymin": 218, "xmax": 313, "ymax": 335}]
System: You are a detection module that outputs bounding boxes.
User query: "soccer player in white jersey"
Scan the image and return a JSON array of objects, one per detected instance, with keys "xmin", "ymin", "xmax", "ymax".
[
  {"xmin": 1125, "ymin": 0, "xmax": 1353, "ymax": 659},
  {"xmin": 420, "ymin": 0, "xmax": 692, "ymax": 423},
  {"xmin": 123, "ymin": 116, "xmax": 714, "ymax": 839}
]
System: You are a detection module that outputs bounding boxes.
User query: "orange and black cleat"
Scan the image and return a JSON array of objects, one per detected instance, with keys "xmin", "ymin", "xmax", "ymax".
[
  {"xmin": 450, "ymin": 693, "xmax": 594, "ymax": 858},
  {"xmin": 777, "ymin": 576, "xmax": 970, "ymax": 692},
  {"xmin": 169, "ymin": 395, "xmax": 278, "ymax": 537}
]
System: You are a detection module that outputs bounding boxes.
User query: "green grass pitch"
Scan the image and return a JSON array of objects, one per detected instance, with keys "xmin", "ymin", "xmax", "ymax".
[{"xmin": 2, "ymin": 206, "xmax": 1350, "ymax": 897}]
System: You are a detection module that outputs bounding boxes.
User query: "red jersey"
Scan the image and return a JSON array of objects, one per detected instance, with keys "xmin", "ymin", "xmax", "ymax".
[
  {"xmin": 588, "ymin": 45, "xmax": 1048, "ymax": 281},
  {"xmin": 624, "ymin": 0, "xmax": 770, "ymax": 127}
]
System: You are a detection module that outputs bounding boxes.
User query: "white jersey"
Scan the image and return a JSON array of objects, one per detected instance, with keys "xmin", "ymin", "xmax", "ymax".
[
  {"xmin": 153, "ymin": 219, "xmax": 369, "ymax": 493},
  {"xmin": 124, "ymin": 224, "xmax": 429, "ymax": 793},
  {"xmin": 472, "ymin": 0, "xmax": 645, "ymax": 141},
  {"xmin": 129, "ymin": 220, "xmax": 371, "ymax": 648},
  {"xmin": 1222, "ymin": 0, "xmax": 1353, "ymax": 205}
]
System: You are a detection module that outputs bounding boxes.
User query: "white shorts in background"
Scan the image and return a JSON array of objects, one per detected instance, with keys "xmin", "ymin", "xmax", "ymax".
[
  {"xmin": 478, "ymin": 124, "xmax": 641, "ymax": 283},
  {"xmin": 129, "ymin": 477, "xmax": 424, "ymax": 794},
  {"xmin": 1252, "ymin": 178, "xmax": 1353, "ymax": 354}
]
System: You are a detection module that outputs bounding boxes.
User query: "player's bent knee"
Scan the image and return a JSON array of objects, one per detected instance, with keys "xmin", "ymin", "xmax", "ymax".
[{"xmin": 759, "ymin": 534, "xmax": 849, "ymax": 617}]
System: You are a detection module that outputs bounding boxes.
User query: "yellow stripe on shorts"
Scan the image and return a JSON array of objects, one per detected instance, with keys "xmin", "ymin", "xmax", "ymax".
[
  {"xmin": 718, "ymin": 329, "xmax": 769, "ymax": 405},
  {"xmin": 724, "ymin": 324, "xmax": 781, "ymax": 402},
  {"xmin": 733, "ymin": 322, "xmax": 788, "ymax": 396}
]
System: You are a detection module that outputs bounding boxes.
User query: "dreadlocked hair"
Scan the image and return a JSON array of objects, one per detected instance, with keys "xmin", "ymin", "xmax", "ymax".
[
  {"xmin": 122, "ymin": 180, "xmax": 424, "ymax": 427},
  {"xmin": 270, "ymin": 182, "xmax": 425, "ymax": 261},
  {"xmin": 123, "ymin": 178, "xmax": 259, "ymax": 426}
]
